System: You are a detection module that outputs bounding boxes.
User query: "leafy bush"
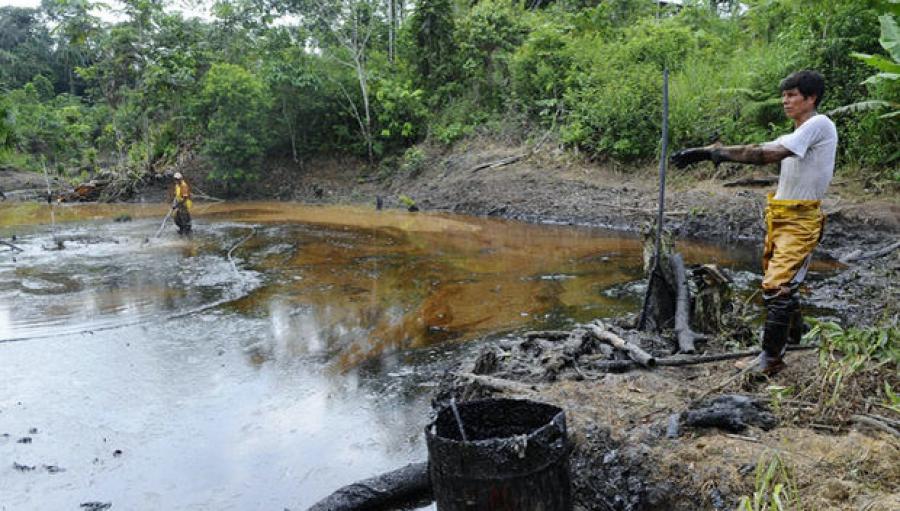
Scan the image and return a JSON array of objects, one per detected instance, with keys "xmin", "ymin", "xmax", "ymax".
[
  {"xmin": 196, "ymin": 63, "xmax": 271, "ymax": 187},
  {"xmin": 374, "ymin": 77, "xmax": 428, "ymax": 153},
  {"xmin": 454, "ymin": 0, "xmax": 529, "ymax": 112},
  {"xmin": 429, "ymin": 96, "xmax": 489, "ymax": 145},
  {"xmin": 510, "ymin": 18, "xmax": 574, "ymax": 123},
  {"xmin": 563, "ymin": 61, "xmax": 662, "ymax": 160},
  {"xmin": 617, "ymin": 19, "xmax": 699, "ymax": 72},
  {"xmin": 0, "ymin": 97, "xmax": 13, "ymax": 156}
]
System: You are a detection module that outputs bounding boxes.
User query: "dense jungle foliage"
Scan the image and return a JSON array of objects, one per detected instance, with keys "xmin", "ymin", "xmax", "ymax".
[{"xmin": 0, "ymin": 0, "xmax": 897, "ymax": 189}]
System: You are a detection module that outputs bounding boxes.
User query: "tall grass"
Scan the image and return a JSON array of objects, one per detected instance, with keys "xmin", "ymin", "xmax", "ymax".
[{"xmin": 803, "ymin": 320, "xmax": 900, "ymax": 419}]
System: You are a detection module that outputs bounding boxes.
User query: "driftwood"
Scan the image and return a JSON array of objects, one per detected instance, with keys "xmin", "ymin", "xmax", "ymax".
[
  {"xmin": 670, "ymin": 254, "xmax": 699, "ymax": 354},
  {"xmin": 587, "ymin": 323, "xmax": 656, "ymax": 367},
  {"xmin": 590, "ymin": 345, "xmax": 818, "ymax": 372},
  {"xmin": 839, "ymin": 240, "xmax": 900, "ymax": 264},
  {"xmin": 307, "ymin": 461, "xmax": 432, "ymax": 511},
  {"xmin": 469, "ymin": 153, "xmax": 528, "ymax": 174},
  {"xmin": 457, "ymin": 372, "xmax": 541, "ymax": 393},
  {"xmin": 723, "ymin": 176, "xmax": 778, "ymax": 187},
  {"xmin": 1, "ymin": 240, "xmax": 23, "ymax": 252}
]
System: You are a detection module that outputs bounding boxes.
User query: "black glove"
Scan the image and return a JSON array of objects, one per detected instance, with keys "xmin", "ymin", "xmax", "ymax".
[{"xmin": 670, "ymin": 147, "xmax": 713, "ymax": 169}]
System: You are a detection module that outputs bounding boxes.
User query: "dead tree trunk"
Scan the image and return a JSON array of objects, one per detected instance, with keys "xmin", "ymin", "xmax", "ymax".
[
  {"xmin": 639, "ymin": 227, "xmax": 677, "ymax": 332},
  {"xmin": 587, "ymin": 323, "xmax": 656, "ymax": 367},
  {"xmin": 670, "ymin": 253, "xmax": 699, "ymax": 353}
]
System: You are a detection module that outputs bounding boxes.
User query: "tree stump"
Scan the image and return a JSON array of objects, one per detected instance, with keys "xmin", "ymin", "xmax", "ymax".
[
  {"xmin": 639, "ymin": 226, "xmax": 677, "ymax": 332},
  {"xmin": 691, "ymin": 264, "xmax": 733, "ymax": 334}
]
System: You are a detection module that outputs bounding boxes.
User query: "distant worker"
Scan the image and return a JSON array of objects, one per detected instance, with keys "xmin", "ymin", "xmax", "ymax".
[
  {"xmin": 172, "ymin": 172, "xmax": 193, "ymax": 235},
  {"xmin": 670, "ymin": 70, "xmax": 837, "ymax": 376}
]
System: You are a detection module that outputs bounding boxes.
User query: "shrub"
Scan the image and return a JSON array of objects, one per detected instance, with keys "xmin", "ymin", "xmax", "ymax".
[
  {"xmin": 196, "ymin": 63, "xmax": 271, "ymax": 187},
  {"xmin": 373, "ymin": 77, "xmax": 428, "ymax": 154},
  {"xmin": 454, "ymin": 0, "xmax": 529, "ymax": 112},
  {"xmin": 510, "ymin": 18, "xmax": 574, "ymax": 123},
  {"xmin": 563, "ymin": 61, "xmax": 662, "ymax": 160}
]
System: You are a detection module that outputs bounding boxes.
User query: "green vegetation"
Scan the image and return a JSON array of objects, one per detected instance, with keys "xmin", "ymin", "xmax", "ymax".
[
  {"xmin": 0, "ymin": 0, "xmax": 897, "ymax": 190},
  {"xmin": 805, "ymin": 319, "xmax": 899, "ymax": 418},
  {"xmin": 737, "ymin": 451, "xmax": 800, "ymax": 511}
]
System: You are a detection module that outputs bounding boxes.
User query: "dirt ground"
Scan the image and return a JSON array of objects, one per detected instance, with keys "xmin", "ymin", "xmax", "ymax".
[
  {"xmin": 0, "ymin": 166, "xmax": 49, "ymax": 201},
  {"xmin": 3, "ymin": 139, "xmax": 899, "ymax": 510}
]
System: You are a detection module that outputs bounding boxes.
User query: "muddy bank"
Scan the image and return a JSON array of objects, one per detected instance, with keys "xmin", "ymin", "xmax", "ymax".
[{"xmin": 236, "ymin": 140, "xmax": 900, "ymax": 261}]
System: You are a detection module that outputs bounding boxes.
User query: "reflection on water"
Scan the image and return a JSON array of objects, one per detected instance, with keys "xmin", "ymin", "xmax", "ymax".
[{"xmin": 0, "ymin": 201, "xmax": 763, "ymax": 509}]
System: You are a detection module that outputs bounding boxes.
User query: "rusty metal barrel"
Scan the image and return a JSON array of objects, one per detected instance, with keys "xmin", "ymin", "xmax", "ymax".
[{"xmin": 425, "ymin": 398, "xmax": 572, "ymax": 511}]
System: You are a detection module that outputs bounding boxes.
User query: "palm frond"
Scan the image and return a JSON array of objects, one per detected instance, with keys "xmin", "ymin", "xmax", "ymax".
[{"xmin": 827, "ymin": 100, "xmax": 895, "ymax": 116}]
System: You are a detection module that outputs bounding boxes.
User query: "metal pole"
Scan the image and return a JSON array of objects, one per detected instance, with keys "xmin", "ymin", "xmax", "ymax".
[
  {"xmin": 638, "ymin": 68, "xmax": 670, "ymax": 331},
  {"xmin": 655, "ymin": 68, "xmax": 669, "ymax": 262}
]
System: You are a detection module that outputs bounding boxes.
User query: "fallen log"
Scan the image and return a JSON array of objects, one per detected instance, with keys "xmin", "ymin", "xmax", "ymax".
[
  {"xmin": 668, "ymin": 394, "xmax": 778, "ymax": 437},
  {"xmin": 670, "ymin": 253, "xmax": 699, "ymax": 354},
  {"xmin": 457, "ymin": 372, "xmax": 541, "ymax": 394},
  {"xmin": 590, "ymin": 345, "xmax": 818, "ymax": 372},
  {"xmin": 587, "ymin": 323, "xmax": 656, "ymax": 367},
  {"xmin": 839, "ymin": 240, "xmax": 900, "ymax": 263},
  {"xmin": 469, "ymin": 153, "xmax": 527, "ymax": 173},
  {"xmin": 1, "ymin": 240, "xmax": 23, "ymax": 252},
  {"xmin": 307, "ymin": 461, "xmax": 432, "ymax": 511}
]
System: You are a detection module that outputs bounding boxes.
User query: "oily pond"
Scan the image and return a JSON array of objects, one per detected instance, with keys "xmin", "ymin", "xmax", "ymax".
[{"xmin": 1, "ymin": 201, "xmax": 794, "ymax": 510}]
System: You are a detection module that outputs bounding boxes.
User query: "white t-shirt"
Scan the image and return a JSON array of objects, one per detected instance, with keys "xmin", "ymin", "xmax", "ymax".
[{"xmin": 767, "ymin": 114, "xmax": 838, "ymax": 200}]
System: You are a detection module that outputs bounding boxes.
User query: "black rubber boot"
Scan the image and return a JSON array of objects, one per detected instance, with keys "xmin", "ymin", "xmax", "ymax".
[
  {"xmin": 737, "ymin": 293, "xmax": 792, "ymax": 376},
  {"xmin": 762, "ymin": 294, "xmax": 793, "ymax": 359},
  {"xmin": 787, "ymin": 295, "xmax": 807, "ymax": 344}
]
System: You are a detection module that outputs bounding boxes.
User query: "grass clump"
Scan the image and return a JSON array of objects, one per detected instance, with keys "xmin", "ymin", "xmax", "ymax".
[
  {"xmin": 737, "ymin": 451, "xmax": 800, "ymax": 511},
  {"xmin": 801, "ymin": 320, "xmax": 899, "ymax": 421}
]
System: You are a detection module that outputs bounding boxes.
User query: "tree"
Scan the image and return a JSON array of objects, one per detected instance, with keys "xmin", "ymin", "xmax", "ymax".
[
  {"xmin": 263, "ymin": 27, "xmax": 322, "ymax": 162},
  {"xmin": 196, "ymin": 63, "xmax": 271, "ymax": 188},
  {"xmin": 303, "ymin": 0, "xmax": 382, "ymax": 163},
  {"xmin": 407, "ymin": 0, "xmax": 456, "ymax": 93},
  {"xmin": 0, "ymin": 98, "xmax": 14, "ymax": 155},
  {"xmin": 0, "ymin": 7, "xmax": 58, "ymax": 90},
  {"xmin": 42, "ymin": 0, "xmax": 102, "ymax": 95}
]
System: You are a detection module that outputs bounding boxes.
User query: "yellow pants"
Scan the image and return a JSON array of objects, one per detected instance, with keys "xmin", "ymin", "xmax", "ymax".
[{"xmin": 762, "ymin": 193, "xmax": 825, "ymax": 292}]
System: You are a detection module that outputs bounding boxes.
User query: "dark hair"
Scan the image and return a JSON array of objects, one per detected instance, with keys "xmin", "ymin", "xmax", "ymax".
[{"xmin": 779, "ymin": 70, "xmax": 825, "ymax": 107}]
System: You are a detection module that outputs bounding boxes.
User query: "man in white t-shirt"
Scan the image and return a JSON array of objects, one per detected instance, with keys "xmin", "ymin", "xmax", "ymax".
[{"xmin": 671, "ymin": 70, "xmax": 838, "ymax": 376}]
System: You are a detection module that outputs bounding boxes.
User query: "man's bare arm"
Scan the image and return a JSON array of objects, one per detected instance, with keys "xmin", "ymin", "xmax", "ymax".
[
  {"xmin": 710, "ymin": 144, "xmax": 793, "ymax": 165},
  {"xmin": 671, "ymin": 144, "xmax": 794, "ymax": 168}
]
